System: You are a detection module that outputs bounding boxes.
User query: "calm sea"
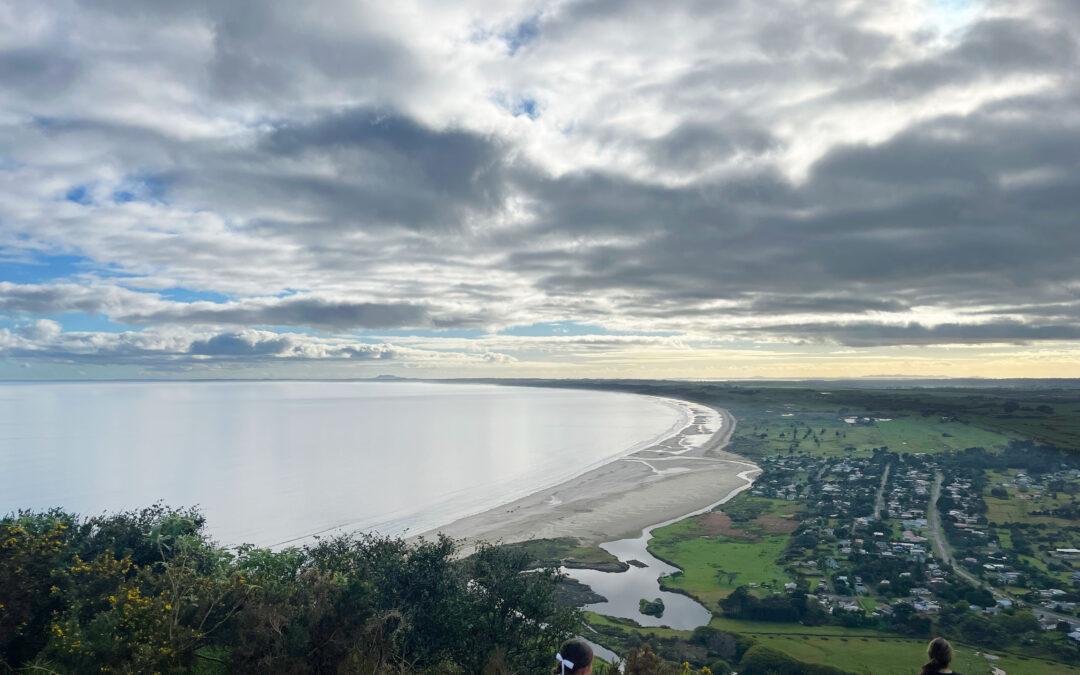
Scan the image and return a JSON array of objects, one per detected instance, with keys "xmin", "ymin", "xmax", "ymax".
[{"xmin": 0, "ymin": 381, "xmax": 686, "ymax": 547}]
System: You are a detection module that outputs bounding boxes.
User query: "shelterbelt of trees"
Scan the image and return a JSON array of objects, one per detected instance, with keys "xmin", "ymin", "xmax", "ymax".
[{"xmin": 1, "ymin": 505, "xmax": 581, "ymax": 673}]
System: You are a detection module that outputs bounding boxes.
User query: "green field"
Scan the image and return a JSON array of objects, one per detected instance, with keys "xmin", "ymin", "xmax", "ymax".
[
  {"xmin": 964, "ymin": 402, "xmax": 1080, "ymax": 451},
  {"xmin": 732, "ymin": 411, "xmax": 1013, "ymax": 459},
  {"xmin": 875, "ymin": 416, "xmax": 1013, "ymax": 454},
  {"xmin": 743, "ymin": 633, "xmax": 1076, "ymax": 675},
  {"xmin": 717, "ymin": 495, "xmax": 801, "ymax": 522},
  {"xmin": 648, "ymin": 518, "xmax": 793, "ymax": 606},
  {"xmin": 984, "ymin": 475, "xmax": 1076, "ymax": 527},
  {"xmin": 585, "ymin": 613, "xmax": 1078, "ymax": 674},
  {"xmin": 705, "ymin": 617, "xmax": 883, "ymax": 637}
]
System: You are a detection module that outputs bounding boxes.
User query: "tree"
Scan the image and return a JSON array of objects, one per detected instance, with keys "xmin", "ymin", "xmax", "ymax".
[{"xmin": 1, "ymin": 508, "xmax": 578, "ymax": 673}]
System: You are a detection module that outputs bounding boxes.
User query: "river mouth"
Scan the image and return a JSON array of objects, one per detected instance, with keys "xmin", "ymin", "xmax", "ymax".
[{"xmin": 563, "ymin": 469, "xmax": 759, "ymax": 631}]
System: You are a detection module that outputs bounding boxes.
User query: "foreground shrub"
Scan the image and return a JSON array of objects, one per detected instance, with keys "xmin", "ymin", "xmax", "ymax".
[{"xmin": 0, "ymin": 506, "xmax": 577, "ymax": 673}]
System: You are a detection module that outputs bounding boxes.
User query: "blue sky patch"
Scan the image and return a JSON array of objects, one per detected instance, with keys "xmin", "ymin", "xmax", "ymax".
[
  {"xmin": 503, "ymin": 14, "xmax": 540, "ymax": 54},
  {"xmin": 494, "ymin": 93, "xmax": 541, "ymax": 120},
  {"xmin": 113, "ymin": 173, "xmax": 168, "ymax": 204},
  {"xmin": 0, "ymin": 251, "xmax": 134, "ymax": 283},
  {"xmin": 0, "ymin": 253, "xmax": 94, "ymax": 283},
  {"xmin": 65, "ymin": 185, "xmax": 93, "ymax": 205},
  {"xmin": 512, "ymin": 97, "xmax": 539, "ymax": 119}
]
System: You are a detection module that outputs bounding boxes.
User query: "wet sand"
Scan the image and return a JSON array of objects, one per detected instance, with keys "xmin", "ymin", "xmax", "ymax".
[{"xmin": 418, "ymin": 402, "xmax": 760, "ymax": 552}]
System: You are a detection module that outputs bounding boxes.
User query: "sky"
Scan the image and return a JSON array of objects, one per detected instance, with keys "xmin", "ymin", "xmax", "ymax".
[{"xmin": 0, "ymin": 0, "xmax": 1079, "ymax": 380}]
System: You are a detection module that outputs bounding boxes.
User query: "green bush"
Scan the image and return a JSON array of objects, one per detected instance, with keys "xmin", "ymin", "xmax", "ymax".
[{"xmin": 1, "ymin": 507, "xmax": 578, "ymax": 673}]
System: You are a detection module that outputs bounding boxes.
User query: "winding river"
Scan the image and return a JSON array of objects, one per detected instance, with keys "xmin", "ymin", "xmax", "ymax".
[{"xmin": 565, "ymin": 469, "xmax": 760, "ymax": 630}]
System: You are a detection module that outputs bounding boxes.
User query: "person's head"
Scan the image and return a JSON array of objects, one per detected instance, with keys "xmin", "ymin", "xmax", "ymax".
[
  {"xmin": 919, "ymin": 637, "xmax": 953, "ymax": 675},
  {"xmin": 552, "ymin": 638, "xmax": 593, "ymax": 675}
]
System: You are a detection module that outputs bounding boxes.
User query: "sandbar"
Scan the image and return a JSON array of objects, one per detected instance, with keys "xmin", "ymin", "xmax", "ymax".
[{"xmin": 418, "ymin": 401, "xmax": 759, "ymax": 552}]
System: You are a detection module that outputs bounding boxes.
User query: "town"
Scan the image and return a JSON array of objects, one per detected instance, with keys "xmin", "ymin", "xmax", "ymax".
[{"xmin": 740, "ymin": 433, "xmax": 1080, "ymax": 651}]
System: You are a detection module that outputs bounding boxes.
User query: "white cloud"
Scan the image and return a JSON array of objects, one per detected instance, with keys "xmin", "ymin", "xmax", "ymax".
[{"xmin": 0, "ymin": 0, "xmax": 1078, "ymax": 376}]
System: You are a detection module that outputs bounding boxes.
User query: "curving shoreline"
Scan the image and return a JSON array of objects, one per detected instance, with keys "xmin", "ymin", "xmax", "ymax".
[{"xmin": 418, "ymin": 398, "xmax": 759, "ymax": 553}]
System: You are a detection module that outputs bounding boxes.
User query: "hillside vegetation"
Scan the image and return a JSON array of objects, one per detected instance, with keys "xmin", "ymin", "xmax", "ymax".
[{"xmin": 0, "ymin": 506, "xmax": 576, "ymax": 673}]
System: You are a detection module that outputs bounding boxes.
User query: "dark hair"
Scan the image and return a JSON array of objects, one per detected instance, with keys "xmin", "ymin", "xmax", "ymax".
[
  {"xmin": 919, "ymin": 637, "xmax": 953, "ymax": 675},
  {"xmin": 552, "ymin": 638, "xmax": 593, "ymax": 674}
]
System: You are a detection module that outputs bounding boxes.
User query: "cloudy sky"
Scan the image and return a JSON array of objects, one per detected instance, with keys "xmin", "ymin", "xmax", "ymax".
[{"xmin": 1, "ymin": 0, "xmax": 1078, "ymax": 379}]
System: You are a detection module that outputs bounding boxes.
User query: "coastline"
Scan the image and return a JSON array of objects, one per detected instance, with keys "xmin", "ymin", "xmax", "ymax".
[{"xmin": 418, "ymin": 398, "xmax": 760, "ymax": 552}]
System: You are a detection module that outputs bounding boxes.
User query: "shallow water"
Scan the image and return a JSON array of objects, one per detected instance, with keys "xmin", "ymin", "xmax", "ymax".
[
  {"xmin": 565, "ymin": 469, "xmax": 758, "ymax": 631},
  {"xmin": 0, "ymin": 380, "xmax": 689, "ymax": 547}
]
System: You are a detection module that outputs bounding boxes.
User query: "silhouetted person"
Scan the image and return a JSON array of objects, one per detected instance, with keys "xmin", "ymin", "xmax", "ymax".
[
  {"xmin": 920, "ymin": 637, "xmax": 960, "ymax": 675},
  {"xmin": 553, "ymin": 638, "xmax": 593, "ymax": 675}
]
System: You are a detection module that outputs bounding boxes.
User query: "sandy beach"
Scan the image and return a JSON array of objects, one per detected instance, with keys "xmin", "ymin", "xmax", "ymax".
[{"xmin": 419, "ymin": 400, "xmax": 760, "ymax": 551}]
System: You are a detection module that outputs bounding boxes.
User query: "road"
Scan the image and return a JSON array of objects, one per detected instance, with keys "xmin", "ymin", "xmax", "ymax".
[
  {"xmin": 928, "ymin": 472, "xmax": 1076, "ymax": 627},
  {"xmin": 872, "ymin": 463, "xmax": 890, "ymax": 520},
  {"xmin": 929, "ymin": 473, "xmax": 985, "ymax": 590}
]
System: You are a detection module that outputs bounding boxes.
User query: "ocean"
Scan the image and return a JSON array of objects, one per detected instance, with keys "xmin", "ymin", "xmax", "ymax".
[{"xmin": 0, "ymin": 380, "xmax": 688, "ymax": 547}]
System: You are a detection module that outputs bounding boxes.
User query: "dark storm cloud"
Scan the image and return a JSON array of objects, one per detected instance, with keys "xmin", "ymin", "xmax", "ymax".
[
  {"xmin": 738, "ymin": 296, "xmax": 912, "ymax": 316},
  {"xmin": 250, "ymin": 110, "xmax": 508, "ymax": 230},
  {"xmin": 0, "ymin": 284, "xmax": 442, "ymax": 331},
  {"xmin": 189, "ymin": 332, "xmax": 294, "ymax": 356},
  {"xmin": 126, "ymin": 296, "xmax": 436, "ymax": 331},
  {"xmin": 507, "ymin": 72, "xmax": 1080, "ymax": 344},
  {"xmin": 646, "ymin": 121, "xmax": 778, "ymax": 171},
  {"xmin": 62, "ymin": 107, "xmax": 516, "ymax": 239},
  {"xmin": 833, "ymin": 17, "xmax": 1075, "ymax": 102},
  {"xmin": 79, "ymin": 0, "xmax": 424, "ymax": 104},
  {"xmin": 0, "ymin": 283, "xmax": 141, "ymax": 316},
  {"xmin": 0, "ymin": 48, "xmax": 82, "ymax": 95}
]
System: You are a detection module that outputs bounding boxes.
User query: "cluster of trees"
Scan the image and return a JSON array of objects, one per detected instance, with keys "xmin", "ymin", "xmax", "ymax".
[
  {"xmin": 717, "ymin": 587, "xmax": 826, "ymax": 625},
  {"xmin": 937, "ymin": 603, "xmax": 1041, "ymax": 648},
  {"xmin": 950, "ymin": 442, "xmax": 1079, "ymax": 476},
  {"xmin": 828, "ymin": 601, "xmax": 930, "ymax": 635},
  {"xmin": 845, "ymin": 554, "xmax": 923, "ymax": 598},
  {"xmin": 1, "ymin": 506, "xmax": 577, "ymax": 673}
]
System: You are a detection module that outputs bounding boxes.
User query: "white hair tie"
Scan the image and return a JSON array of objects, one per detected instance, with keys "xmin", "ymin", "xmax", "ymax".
[{"xmin": 555, "ymin": 652, "xmax": 575, "ymax": 674}]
